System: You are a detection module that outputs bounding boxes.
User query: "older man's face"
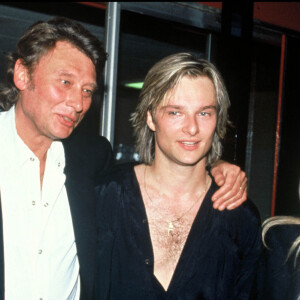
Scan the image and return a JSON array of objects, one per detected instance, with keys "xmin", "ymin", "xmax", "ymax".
[{"xmin": 15, "ymin": 41, "xmax": 97, "ymax": 144}]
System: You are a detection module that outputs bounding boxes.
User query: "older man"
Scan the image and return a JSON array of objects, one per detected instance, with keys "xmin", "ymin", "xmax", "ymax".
[{"xmin": 0, "ymin": 17, "xmax": 113, "ymax": 299}]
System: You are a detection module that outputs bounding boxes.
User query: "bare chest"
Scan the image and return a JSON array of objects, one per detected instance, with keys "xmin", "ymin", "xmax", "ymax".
[
  {"xmin": 144, "ymin": 200, "xmax": 200, "ymax": 290},
  {"xmin": 146, "ymin": 206, "xmax": 196, "ymax": 260}
]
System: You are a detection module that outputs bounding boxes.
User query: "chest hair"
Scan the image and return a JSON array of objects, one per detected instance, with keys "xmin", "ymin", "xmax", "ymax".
[{"xmin": 144, "ymin": 196, "xmax": 202, "ymax": 280}]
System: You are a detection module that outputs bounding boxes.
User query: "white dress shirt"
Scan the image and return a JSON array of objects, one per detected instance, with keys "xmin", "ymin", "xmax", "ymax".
[{"xmin": 0, "ymin": 107, "xmax": 80, "ymax": 300}]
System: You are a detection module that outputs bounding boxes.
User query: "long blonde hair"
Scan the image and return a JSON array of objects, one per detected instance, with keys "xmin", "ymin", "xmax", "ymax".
[
  {"xmin": 130, "ymin": 53, "xmax": 231, "ymax": 166},
  {"xmin": 262, "ymin": 216, "xmax": 300, "ymax": 267}
]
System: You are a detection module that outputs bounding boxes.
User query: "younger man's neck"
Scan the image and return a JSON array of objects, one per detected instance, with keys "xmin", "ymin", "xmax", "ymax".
[{"xmin": 148, "ymin": 159, "xmax": 208, "ymax": 195}]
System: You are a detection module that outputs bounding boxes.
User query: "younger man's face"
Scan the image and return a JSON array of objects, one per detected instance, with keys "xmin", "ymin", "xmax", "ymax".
[{"xmin": 147, "ymin": 76, "xmax": 217, "ymax": 167}]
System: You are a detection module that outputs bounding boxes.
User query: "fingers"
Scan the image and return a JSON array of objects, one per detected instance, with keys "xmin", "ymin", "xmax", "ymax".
[
  {"xmin": 212, "ymin": 174, "xmax": 248, "ymax": 210},
  {"xmin": 212, "ymin": 168, "xmax": 244, "ymax": 201},
  {"xmin": 210, "ymin": 161, "xmax": 248, "ymax": 210},
  {"xmin": 211, "ymin": 170, "xmax": 225, "ymax": 187},
  {"xmin": 213, "ymin": 184, "xmax": 247, "ymax": 211},
  {"xmin": 226, "ymin": 188, "xmax": 247, "ymax": 210}
]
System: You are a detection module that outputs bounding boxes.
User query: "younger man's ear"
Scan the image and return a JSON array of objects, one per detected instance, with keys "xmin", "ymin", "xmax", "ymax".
[
  {"xmin": 13, "ymin": 59, "xmax": 30, "ymax": 90},
  {"xmin": 146, "ymin": 110, "xmax": 156, "ymax": 131}
]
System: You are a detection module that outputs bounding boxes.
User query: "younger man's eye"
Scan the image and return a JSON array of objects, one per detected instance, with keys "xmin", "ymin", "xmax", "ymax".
[{"xmin": 169, "ymin": 111, "xmax": 180, "ymax": 116}]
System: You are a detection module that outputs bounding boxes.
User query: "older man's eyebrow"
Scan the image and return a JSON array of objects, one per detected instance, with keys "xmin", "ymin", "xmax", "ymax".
[{"xmin": 57, "ymin": 70, "xmax": 98, "ymax": 89}]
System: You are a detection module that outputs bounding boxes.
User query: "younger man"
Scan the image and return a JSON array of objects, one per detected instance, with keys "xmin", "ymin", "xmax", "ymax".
[{"xmin": 95, "ymin": 53, "xmax": 261, "ymax": 299}]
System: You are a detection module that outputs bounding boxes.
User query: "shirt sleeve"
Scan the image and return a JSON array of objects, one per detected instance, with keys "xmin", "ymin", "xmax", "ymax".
[{"xmin": 228, "ymin": 200, "xmax": 263, "ymax": 299}]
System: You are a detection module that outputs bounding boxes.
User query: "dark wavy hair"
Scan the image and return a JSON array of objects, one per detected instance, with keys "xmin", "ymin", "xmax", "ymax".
[{"xmin": 0, "ymin": 16, "xmax": 106, "ymax": 110}]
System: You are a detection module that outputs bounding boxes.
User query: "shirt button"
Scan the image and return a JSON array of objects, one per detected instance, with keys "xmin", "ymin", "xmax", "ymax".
[
  {"xmin": 58, "ymin": 162, "xmax": 61, "ymax": 167},
  {"xmin": 142, "ymin": 219, "xmax": 147, "ymax": 224},
  {"xmin": 38, "ymin": 249, "xmax": 43, "ymax": 254},
  {"xmin": 44, "ymin": 202, "xmax": 49, "ymax": 207},
  {"xmin": 32, "ymin": 201, "xmax": 36, "ymax": 206},
  {"xmin": 30, "ymin": 157, "xmax": 35, "ymax": 161},
  {"xmin": 145, "ymin": 258, "xmax": 150, "ymax": 265}
]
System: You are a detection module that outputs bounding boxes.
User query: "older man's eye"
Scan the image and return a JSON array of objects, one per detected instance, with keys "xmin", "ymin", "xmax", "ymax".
[
  {"xmin": 83, "ymin": 89, "xmax": 94, "ymax": 97},
  {"xmin": 200, "ymin": 111, "xmax": 210, "ymax": 116}
]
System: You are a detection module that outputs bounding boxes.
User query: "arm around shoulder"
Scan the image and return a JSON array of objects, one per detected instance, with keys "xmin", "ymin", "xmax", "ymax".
[{"xmin": 210, "ymin": 160, "xmax": 247, "ymax": 210}]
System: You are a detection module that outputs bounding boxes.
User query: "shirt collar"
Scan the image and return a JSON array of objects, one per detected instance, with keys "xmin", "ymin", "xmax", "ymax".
[{"xmin": 9, "ymin": 105, "xmax": 65, "ymax": 170}]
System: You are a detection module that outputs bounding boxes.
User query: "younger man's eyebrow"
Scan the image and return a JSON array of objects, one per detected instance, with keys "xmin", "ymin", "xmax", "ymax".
[
  {"xmin": 160, "ymin": 104, "xmax": 217, "ymax": 110},
  {"xmin": 201, "ymin": 105, "xmax": 217, "ymax": 110},
  {"xmin": 161, "ymin": 105, "xmax": 182, "ymax": 109}
]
